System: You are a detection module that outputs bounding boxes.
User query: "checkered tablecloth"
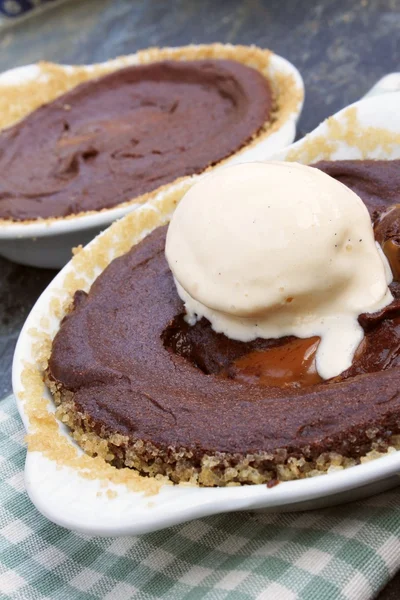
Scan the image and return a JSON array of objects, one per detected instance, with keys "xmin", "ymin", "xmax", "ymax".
[{"xmin": 1, "ymin": 394, "xmax": 400, "ymax": 600}]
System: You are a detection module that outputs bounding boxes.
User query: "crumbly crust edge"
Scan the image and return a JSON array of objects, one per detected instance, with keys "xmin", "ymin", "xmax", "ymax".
[{"xmin": 46, "ymin": 373, "xmax": 400, "ymax": 487}]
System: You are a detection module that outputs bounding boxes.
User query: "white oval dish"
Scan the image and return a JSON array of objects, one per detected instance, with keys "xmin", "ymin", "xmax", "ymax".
[
  {"xmin": 0, "ymin": 46, "xmax": 304, "ymax": 268},
  {"xmin": 13, "ymin": 91, "xmax": 400, "ymax": 536}
]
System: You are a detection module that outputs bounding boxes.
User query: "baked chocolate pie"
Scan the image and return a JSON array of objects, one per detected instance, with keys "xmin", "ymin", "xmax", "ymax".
[
  {"xmin": 47, "ymin": 159, "xmax": 400, "ymax": 487},
  {"xmin": 0, "ymin": 59, "xmax": 272, "ymax": 221}
]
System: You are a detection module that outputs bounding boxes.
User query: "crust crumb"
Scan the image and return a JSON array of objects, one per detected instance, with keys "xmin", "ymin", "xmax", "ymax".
[{"xmin": 286, "ymin": 106, "xmax": 400, "ymax": 164}]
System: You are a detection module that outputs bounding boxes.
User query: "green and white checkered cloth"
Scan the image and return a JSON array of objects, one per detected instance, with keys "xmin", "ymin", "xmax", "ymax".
[{"xmin": 1, "ymin": 393, "xmax": 400, "ymax": 600}]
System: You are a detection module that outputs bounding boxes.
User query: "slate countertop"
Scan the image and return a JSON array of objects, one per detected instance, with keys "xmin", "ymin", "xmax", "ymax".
[{"xmin": 0, "ymin": 0, "xmax": 399, "ymax": 596}]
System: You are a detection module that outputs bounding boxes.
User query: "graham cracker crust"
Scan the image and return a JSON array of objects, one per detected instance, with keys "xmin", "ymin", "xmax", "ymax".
[{"xmin": 46, "ymin": 371, "xmax": 400, "ymax": 487}]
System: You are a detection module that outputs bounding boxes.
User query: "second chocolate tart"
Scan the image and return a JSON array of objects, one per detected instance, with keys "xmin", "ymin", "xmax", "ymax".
[{"xmin": 0, "ymin": 58, "xmax": 272, "ymax": 221}]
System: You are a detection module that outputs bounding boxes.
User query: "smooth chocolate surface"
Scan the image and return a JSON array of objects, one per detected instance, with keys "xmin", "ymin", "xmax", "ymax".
[
  {"xmin": 49, "ymin": 159, "xmax": 400, "ymax": 458},
  {"xmin": 0, "ymin": 60, "xmax": 272, "ymax": 221},
  {"xmin": 313, "ymin": 160, "xmax": 400, "ymax": 211}
]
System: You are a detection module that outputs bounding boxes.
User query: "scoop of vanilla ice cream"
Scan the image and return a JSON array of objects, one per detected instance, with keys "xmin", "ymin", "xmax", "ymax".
[{"xmin": 165, "ymin": 161, "xmax": 393, "ymax": 379}]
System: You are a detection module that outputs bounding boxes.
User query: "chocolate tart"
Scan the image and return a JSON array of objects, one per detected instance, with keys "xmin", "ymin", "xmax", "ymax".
[
  {"xmin": 0, "ymin": 44, "xmax": 302, "ymax": 223},
  {"xmin": 46, "ymin": 159, "xmax": 400, "ymax": 487}
]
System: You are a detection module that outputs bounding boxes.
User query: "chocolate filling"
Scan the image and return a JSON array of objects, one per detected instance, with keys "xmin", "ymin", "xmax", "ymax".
[
  {"xmin": 0, "ymin": 60, "xmax": 272, "ymax": 221},
  {"xmin": 48, "ymin": 160, "xmax": 400, "ymax": 465}
]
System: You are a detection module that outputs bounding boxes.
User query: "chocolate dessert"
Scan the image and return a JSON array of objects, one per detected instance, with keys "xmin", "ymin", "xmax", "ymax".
[
  {"xmin": 0, "ymin": 60, "xmax": 272, "ymax": 222},
  {"xmin": 47, "ymin": 159, "xmax": 400, "ymax": 486}
]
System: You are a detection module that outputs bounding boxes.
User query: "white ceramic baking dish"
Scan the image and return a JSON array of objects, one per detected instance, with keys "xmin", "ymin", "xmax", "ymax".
[
  {"xmin": 13, "ymin": 90, "xmax": 400, "ymax": 536},
  {"xmin": 0, "ymin": 45, "xmax": 304, "ymax": 268}
]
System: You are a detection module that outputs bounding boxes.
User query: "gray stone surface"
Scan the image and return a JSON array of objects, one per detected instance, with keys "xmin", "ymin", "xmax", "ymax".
[{"xmin": 0, "ymin": 1, "xmax": 399, "ymax": 595}]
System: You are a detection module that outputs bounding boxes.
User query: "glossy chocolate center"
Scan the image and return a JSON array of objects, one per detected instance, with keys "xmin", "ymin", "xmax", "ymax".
[{"xmin": 225, "ymin": 337, "xmax": 322, "ymax": 388}]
